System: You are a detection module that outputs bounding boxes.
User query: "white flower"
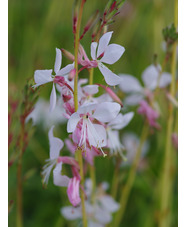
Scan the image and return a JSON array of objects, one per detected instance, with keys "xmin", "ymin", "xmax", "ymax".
[
  {"xmin": 91, "ymin": 31, "xmax": 125, "ymax": 86},
  {"xmin": 61, "ymin": 179, "xmax": 120, "ymax": 227},
  {"xmin": 33, "ymin": 48, "xmax": 74, "ymax": 111},
  {"xmin": 67, "ymin": 102, "xmax": 121, "ymax": 156},
  {"xmin": 122, "ymin": 132, "xmax": 149, "ymax": 166},
  {"xmin": 119, "ymin": 64, "xmax": 172, "ymax": 106},
  {"xmin": 106, "ymin": 112, "xmax": 134, "ymax": 159},
  {"xmin": 26, "ymin": 98, "xmax": 66, "ymax": 129},
  {"xmin": 42, "ymin": 125, "xmax": 70, "ymax": 186}
]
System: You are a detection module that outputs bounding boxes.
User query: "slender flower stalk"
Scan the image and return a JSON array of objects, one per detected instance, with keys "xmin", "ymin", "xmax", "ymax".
[
  {"xmin": 73, "ymin": 1, "xmax": 87, "ymax": 226},
  {"xmin": 113, "ymin": 123, "xmax": 149, "ymax": 227},
  {"xmin": 16, "ymin": 118, "xmax": 25, "ymax": 227},
  {"xmin": 159, "ymin": 1, "xmax": 177, "ymax": 226}
]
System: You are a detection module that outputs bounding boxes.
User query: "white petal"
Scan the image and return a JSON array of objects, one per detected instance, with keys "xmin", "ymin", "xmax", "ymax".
[
  {"xmin": 77, "ymin": 103, "xmax": 97, "ymax": 115},
  {"xmin": 159, "ymin": 72, "xmax": 171, "ymax": 88},
  {"xmin": 98, "ymin": 63, "xmax": 121, "ymax": 86},
  {"xmin": 33, "ymin": 69, "xmax": 53, "ymax": 87},
  {"xmin": 83, "ymin": 85, "xmax": 99, "ymax": 95},
  {"xmin": 108, "ymin": 112, "xmax": 134, "ymax": 130},
  {"xmin": 99, "ymin": 195, "xmax": 120, "ymax": 213},
  {"xmin": 53, "ymin": 163, "xmax": 70, "ymax": 187},
  {"xmin": 91, "ymin": 42, "xmax": 98, "ymax": 60},
  {"xmin": 93, "ymin": 102, "xmax": 121, "ymax": 123},
  {"xmin": 67, "ymin": 112, "xmax": 81, "ymax": 133},
  {"xmin": 124, "ymin": 94, "xmax": 144, "ymax": 106},
  {"xmin": 50, "ymin": 84, "xmax": 57, "ymax": 112},
  {"xmin": 54, "ymin": 48, "xmax": 62, "ymax": 74},
  {"xmin": 97, "ymin": 31, "xmax": 113, "ymax": 58},
  {"xmin": 61, "ymin": 206, "xmax": 82, "ymax": 220},
  {"xmin": 119, "ymin": 74, "xmax": 143, "ymax": 93},
  {"xmin": 88, "ymin": 221, "xmax": 104, "ymax": 227},
  {"xmin": 142, "ymin": 64, "xmax": 161, "ymax": 90},
  {"xmin": 100, "ymin": 44, "xmax": 125, "ymax": 64},
  {"xmin": 94, "ymin": 205, "xmax": 112, "ymax": 224},
  {"xmin": 48, "ymin": 125, "xmax": 64, "ymax": 159},
  {"xmin": 87, "ymin": 122, "xmax": 107, "ymax": 147},
  {"xmin": 57, "ymin": 63, "xmax": 75, "ymax": 76}
]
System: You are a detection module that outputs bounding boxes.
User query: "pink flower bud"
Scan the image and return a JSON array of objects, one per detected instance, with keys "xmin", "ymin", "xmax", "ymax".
[
  {"xmin": 68, "ymin": 69, "xmax": 76, "ymax": 81},
  {"xmin": 67, "ymin": 177, "xmax": 81, "ymax": 207}
]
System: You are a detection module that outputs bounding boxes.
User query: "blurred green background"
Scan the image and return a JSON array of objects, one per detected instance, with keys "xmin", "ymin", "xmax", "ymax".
[{"xmin": 8, "ymin": 0, "xmax": 177, "ymax": 226}]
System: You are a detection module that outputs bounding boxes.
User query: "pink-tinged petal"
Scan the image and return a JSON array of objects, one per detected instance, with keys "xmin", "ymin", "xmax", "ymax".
[
  {"xmin": 67, "ymin": 112, "xmax": 81, "ymax": 133},
  {"xmin": 87, "ymin": 122, "xmax": 107, "ymax": 147},
  {"xmin": 119, "ymin": 74, "xmax": 143, "ymax": 93},
  {"xmin": 98, "ymin": 63, "xmax": 121, "ymax": 86},
  {"xmin": 100, "ymin": 44, "xmax": 125, "ymax": 64},
  {"xmin": 91, "ymin": 42, "xmax": 98, "ymax": 60},
  {"xmin": 142, "ymin": 64, "xmax": 161, "ymax": 90},
  {"xmin": 99, "ymin": 195, "xmax": 120, "ymax": 213},
  {"xmin": 108, "ymin": 112, "xmax": 134, "ymax": 130},
  {"xmin": 159, "ymin": 72, "xmax": 171, "ymax": 88},
  {"xmin": 83, "ymin": 85, "xmax": 99, "ymax": 95},
  {"xmin": 57, "ymin": 63, "xmax": 75, "ymax": 76},
  {"xmin": 50, "ymin": 83, "xmax": 57, "ymax": 112},
  {"xmin": 125, "ymin": 94, "xmax": 144, "ymax": 106},
  {"xmin": 61, "ymin": 206, "xmax": 82, "ymax": 220},
  {"xmin": 93, "ymin": 102, "xmax": 121, "ymax": 123},
  {"xmin": 54, "ymin": 48, "xmax": 62, "ymax": 74},
  {"xmin": 33, "ymin": 69, "xmax": 53, "ymax": 87},
  {"xmin": 53, "ymin": 163, "xmax": 70, "ymax": 187},
  {"xmin": 67, "ymin": 177, "xmax": 81, "ymax": 207},
  {"xmin": 48, "ymin": 125, "xmax": 64, "ymax": 159},
  {"xmin": 97, "ymin": 31, "xmax": 113, "ymax": 58}
]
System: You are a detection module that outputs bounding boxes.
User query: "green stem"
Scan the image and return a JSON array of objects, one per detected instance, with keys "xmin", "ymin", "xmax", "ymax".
[
  {"xmin": 111, "ymin": 158, "xmax": 121, "ymax": 199},
  {"xmin": 114, "ymin": 124, "xmax": 149, "ymax": 227},
  {"xmin": 159, "ymin": 6, "xmax": 177, "ymax": 227},
  {"xmin": 73, "ymin": 1, "xmax": 87, "ymax": 226}
]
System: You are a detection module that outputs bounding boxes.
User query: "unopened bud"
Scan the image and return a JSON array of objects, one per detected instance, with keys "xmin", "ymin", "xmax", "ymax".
[
  {"xmin": 68, "ymin": 68, "xmax": 76, "ymax": 81},
  {"xmin": 61, "ymin": 48, "xmax": 75, "ymax": 62}
]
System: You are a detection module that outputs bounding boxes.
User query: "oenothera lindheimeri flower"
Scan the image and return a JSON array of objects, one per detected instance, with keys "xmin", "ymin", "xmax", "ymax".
[
  {"xmin": 67, "ymin": 177, "xmax": 81, "ymax": 207},
  {"xmin": 33, "ymin": 48, "xmax": 74, "ymax": 111},
  {"xmin": 90, "ymin": 31, "xmax": 125, "ymax": 86},
  {"xmin": 67, "ymin": 102, "xmax": 121, "ymax": 157},
  {"xmin": 106, "ymin": 112, "xmax": 134, "ymax": 160},
  {"xmin": 61, "ymin": 179, "xmax": 120, "ymax": 226},
  {"xmin": 42, "ymin": 126, "xmax": 78, "ymax": 187},
  {"xmin": 122, "ymin": 132, "xmax": 149, "ymax": 166},
  {"xmin": 119, "ymin": 64, "xmax": 171, "ymax": 105}
]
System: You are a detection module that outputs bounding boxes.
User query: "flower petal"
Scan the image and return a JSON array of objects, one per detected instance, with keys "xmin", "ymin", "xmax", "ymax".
[
  {"xmin": 87, "ymin": 122, "xmax": 107, "ymax": 147},
  {"xmin": 54, "ymin": 48, "xmax": 62, "ymax": 74},
  {"xmin": 100, "ymin": 44, "xmax": 125, "ymax": 64},
  {"xmin": 48, "ymin": 125, "xmax": 64, "ymax": 159},
  {"xmin": 57, "ymin": 63, "xmax": 75, "ymax": 76},
  {"xmin": 33, "ymin": 69, "xmax": 53, "ymax": 87},
  {"xmin": 97, "ymin": 31, "xmax": 113, "ymax": 58},
  {"xmin": 50, "ymin": 83, "xmax": 57, "ymax": 112},
  {"xmin": 93, "ymin": 102, "xmax": 121, "ymax": 123},
  {"xmin": 119, "ymin": 74, "xmax": 143, "ymax": 93},
  {"xmin": 67, "ymin": 112, "xmax": 81, "ymax": 133},
  {"xmin": 91, "ymin": 42, "xmax": 98, "ymax": 60},
  {"xmin": 94, "ymin": 204, "xmax": 112, "ymax": 224},
  {"xmin": 53, "ymin": 162, "xmax": 70, "ymax": 187},
  {"xmin": 142, "ymin": 64, "xmax": 161, "ymax": 90},
  {"xmin": 108, "ymin": 112, "xmax": 134, "ymax": 130},
  {"xmin": 159, "ymin": 72, "xmax": 171, "ymax": 88},
  {"xmin": 61, "ymin": 206, "xmax": 82, "ymax": 220},
  {"xmin": 99, "ymin": 195, "xmax": 120, "ymax": 213},
  {"xmin": 83, "ymin": 85, "xmax": 99, "ymax": 95},
  {"xmin": 98, "ymin": 63, "xmax": 121, "ymax": 86},
  {"xmin": 124, "ymin": 94, "xmax": 144, "ymax": 106}
]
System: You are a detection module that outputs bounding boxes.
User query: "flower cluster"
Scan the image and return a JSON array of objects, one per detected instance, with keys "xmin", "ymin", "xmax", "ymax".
[{"xmin": 33, "ymin": 30, "xmax": 134, "ymax": 216}]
